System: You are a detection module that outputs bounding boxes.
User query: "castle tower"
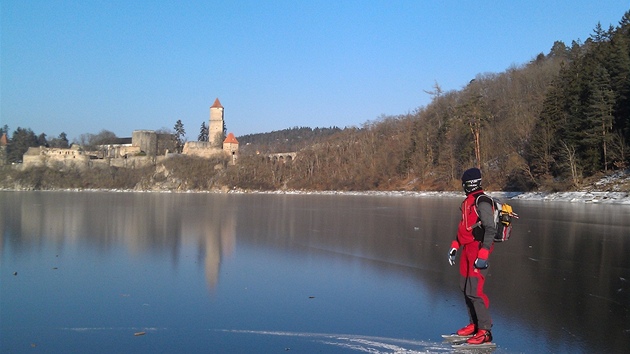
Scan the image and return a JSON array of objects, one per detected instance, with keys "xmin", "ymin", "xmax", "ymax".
[
  {"xmin": 209, "ymin": 98, "xmax": 224, "ymax": 147},
  {"xmin": 0, "ymin": 133, "xmax": 7, "ymax": 166},
  {"xmin": 223, "ymin": 132, "xmax": 239, "ymax": 165}
]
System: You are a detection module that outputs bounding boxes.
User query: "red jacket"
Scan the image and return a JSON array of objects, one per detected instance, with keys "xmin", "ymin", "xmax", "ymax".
[{"xmin": 452, "ymin": 190, "xmax": 495, "ymax": 259}]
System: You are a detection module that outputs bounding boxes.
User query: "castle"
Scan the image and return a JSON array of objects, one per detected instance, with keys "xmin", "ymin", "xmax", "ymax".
[
  {"xmin": 181, "ymin": 98, "xmax": 239, "ymax": 164},
  {"xmin": 20, "ymin": 98, "xmax": 239, "ymax": 169}
]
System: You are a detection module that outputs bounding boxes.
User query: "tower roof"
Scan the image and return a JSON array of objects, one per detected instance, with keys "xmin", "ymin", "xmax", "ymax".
[
  {"xmin": 211, "ymin": 98, "xmax": 223, "ymax": 108},
  {"xmin": 0, "ymin": 133, "xmax": 7, "ymax": 146},
  {"xmin": 223, "ymin": 132, "xmax": 239, "ymax": 144}
]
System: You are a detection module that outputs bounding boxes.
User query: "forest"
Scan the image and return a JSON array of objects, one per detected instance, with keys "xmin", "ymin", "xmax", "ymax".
[
  {"xmin": 2, "ymin": 11, "xmax": 629, "ymax": 193},
  {"xmin": 227, "ymin": 12, "xmax": 630, "ymax": 192}
]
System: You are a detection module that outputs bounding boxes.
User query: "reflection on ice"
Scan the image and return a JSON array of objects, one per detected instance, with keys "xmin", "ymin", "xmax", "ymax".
[{"xmin": 1, "ymin": 191, "xmax": 629, "ymax": 353}]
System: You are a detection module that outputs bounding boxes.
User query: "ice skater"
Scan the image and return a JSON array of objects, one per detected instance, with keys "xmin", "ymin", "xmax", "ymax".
[{"xmin": 447, "ymin": 167, "xmax": 495, "ymax": 345}]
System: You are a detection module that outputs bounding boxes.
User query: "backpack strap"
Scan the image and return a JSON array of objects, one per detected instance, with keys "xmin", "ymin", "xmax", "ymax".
[
  {"xmin": 474, "ymin": 194, "xmax": 500, "ymax": 229},
  {"xmin": 474, "ymin": 194, "xmax": 496, "ymax": 215}
]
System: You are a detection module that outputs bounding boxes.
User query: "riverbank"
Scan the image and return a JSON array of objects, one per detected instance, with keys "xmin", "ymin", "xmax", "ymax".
[
  {"xmin": 238, "ymin": 189, "xmax": 630, "ymax": 204},
  {"xmin": 3, "ymin": 187, "xmax": 630, "ymax": 204},
  {"xmin": 3, "ymin": 166, "xmax": 630, "ymax": 203}
]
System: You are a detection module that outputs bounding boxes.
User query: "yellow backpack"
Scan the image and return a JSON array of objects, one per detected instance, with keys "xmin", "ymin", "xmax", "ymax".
[{"xmin": 475, "ymin": 195, "xmax": 519, "ymax": 242}]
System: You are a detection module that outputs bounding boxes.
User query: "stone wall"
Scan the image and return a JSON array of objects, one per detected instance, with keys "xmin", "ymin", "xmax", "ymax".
[
  {"xmin": 100, "ymin": 144, "xmax": 141, "ymax": 158},
  {"xmin": 0, "ymin": 146, "xmax": 6, "ymax": 166},
  {"xmin": 182, "ymin": 141, "xmax": 224, "ymax": 158},
  {"xmin": 131, "ymin": 130, "xmax": 174, "ymax": 156},
  {"xmin": 23, "ymin": 146, "xmax": 91, "ymax": 169},
  {"xmin": 21, "ymin": 145, "xmax": 167, "ymax": 170},
  {"xmin": 132, "ymin": 130, "xmax": 158, "ymax": 156},
  {"xmin": 156, "ymin": 133, "xmax": 175, "ymax": 155},
  {"xmin": 91, "ymin": 155, "xmax": 163, "ymax": 169}
]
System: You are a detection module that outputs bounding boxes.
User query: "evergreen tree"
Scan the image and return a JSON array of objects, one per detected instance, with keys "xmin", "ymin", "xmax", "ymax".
[
  {"xmin": 566, "ymin": 62, "xmax": 588, "ymax": 134},
  {"xmin": 542, "ymin": 16, "xmax": 630, "ymax": 176},
  {"xmin": 591, "ymin": 22, "xmax": 610, "ymax": 43},
  {"xmin": 7, "ymin": 127, "xmax": 38, "ymax": 163},
  {"xmin": 609, "ymin": 20, "xmax": 630, "ymax": 147},
  {"xmin": 548, "ymin": 41, "xmax": 569, "ymax": 60},
  {"xmin": 59, "ymin": 132, "xmax": 69, "ymax": 148},
  {"xmin": 174, "ymin": 120, "xmax": 186, "ymax": 153},
  {"xmin": 528, "ymin": 79, "xmax": 564, "ymax": 177},
  {"xmin": 584, "ymin": 65, "xmax": 615, "ymax": 171},
  {"xmin": 198, "ymin": 122, "xmax": 208, "ymax": 142},
  {"xmin": 49, "ymin": 132, "xmax": 70, "ymax": 148},
  {"xmin": 37, "ymin": 133, "xmax": 48, "ymax": 147}
]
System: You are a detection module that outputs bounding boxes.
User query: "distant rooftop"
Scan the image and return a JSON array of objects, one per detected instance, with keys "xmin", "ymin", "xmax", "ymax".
[
  {"xmin": 211, "ymin": 98, "xmax": 223, "ymax": 108},
  {"xmin": 224, "ymin": 132, "xmax": 238, "ymax": 144}
]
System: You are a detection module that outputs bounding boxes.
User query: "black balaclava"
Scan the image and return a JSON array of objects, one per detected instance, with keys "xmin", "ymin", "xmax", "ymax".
[{"xmin": 461, "ymin": 167, "xmax": 482, "ymax": 195}]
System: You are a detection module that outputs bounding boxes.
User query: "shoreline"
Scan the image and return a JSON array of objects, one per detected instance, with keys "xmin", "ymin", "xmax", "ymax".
[{"xmin": 2, "ymin": 188, "xmax": 630, "ymax": 204}]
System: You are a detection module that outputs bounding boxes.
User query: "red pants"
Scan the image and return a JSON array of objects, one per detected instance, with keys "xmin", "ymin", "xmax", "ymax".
[{"xmin": 459, "ymin": 242, "xmax": 492, "ymax": 330}]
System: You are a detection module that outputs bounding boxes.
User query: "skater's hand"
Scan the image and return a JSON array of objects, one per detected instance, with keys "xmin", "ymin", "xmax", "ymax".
[
  {"xmin": 474, "ymin": 258, "xmax": 488, "ymax": 269},
  {"xmin": 448, "ymin": 240, "xmax": 459, "ymax": 266},
  {"xmin": 448, "ymin": 248, "xmax": 457, "ymax": 266},
  {"xmin": 474, "ymin": 247, "xmax": 489, "ymax": 269}
]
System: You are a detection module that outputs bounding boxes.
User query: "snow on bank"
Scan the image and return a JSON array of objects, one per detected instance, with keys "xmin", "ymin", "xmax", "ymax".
[
  {"xmin": 510, "ymin": 191, "xmax": 630, "ymax": 204},
  {"xmin": 247, "ymin": 171, "xmax": 630, "ymax": 204},
  {"xmin": 233, "ymin": 189, "xmax": 630, "ymax": 204},
  {"xmin": 3, "ymin": 187, "xmax": 630, "ymax": 204}
]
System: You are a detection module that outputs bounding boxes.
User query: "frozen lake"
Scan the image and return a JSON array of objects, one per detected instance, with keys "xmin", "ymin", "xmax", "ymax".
[{"xmin": 1, "ymin": 191, "xmax": 629, "ymax": 353}]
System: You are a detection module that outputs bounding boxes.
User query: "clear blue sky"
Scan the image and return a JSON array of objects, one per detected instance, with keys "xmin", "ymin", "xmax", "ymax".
[{"xmin": 2, "ymin": 1, "xmax": 629, "ymax": 142}]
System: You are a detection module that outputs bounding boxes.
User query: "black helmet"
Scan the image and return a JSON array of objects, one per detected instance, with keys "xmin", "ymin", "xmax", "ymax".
[{"xmin": 461, "ymin": 168, "xmax": 482, "ymax": 194}]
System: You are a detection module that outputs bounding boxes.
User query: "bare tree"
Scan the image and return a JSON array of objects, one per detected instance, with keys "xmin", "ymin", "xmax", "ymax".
[{"xmin": 560, "ymin": 141, "xmax": 581, "ymax": 188}]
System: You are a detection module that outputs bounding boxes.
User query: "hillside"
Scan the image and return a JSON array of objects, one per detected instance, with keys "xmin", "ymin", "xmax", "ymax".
[
  {"xmin": 232, "ymin": 11, "xmax": 630, "ymax": 193},
  {"xmin": 2, "ymin": 11, "xmax": 630, "ymax": 194},
  {"xmin": 236, "ymin": 126, "xmax": 343, "ymax": 155}
]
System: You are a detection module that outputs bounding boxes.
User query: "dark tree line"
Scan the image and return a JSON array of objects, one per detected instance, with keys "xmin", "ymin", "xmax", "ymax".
[{"xmin": 527, "ymin": 15, "xmax": 630, "ymax": 187}]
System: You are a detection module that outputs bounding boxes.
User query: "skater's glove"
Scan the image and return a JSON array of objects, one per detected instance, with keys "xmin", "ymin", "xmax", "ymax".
[
  {"xmin": 474, "ymin": 247, "xmax": 489, "ymax": 269},
  {"xmin": 448, "ymin": 240, "xmax": 459, "ymax": 266},
  {"xmin": 448, "ymin": 248, "xmax": 457, "ymax": 266}
]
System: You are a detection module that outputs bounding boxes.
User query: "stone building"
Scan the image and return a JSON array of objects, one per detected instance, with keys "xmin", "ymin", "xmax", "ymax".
[
  {"xmin": 20, "ymin": 97, "xmax": 238, "ymax": 169},
  {"xmin": 21, "ymin": 131, "xmax": 171, "ymax": 170},
  {"xmin": 22, "ymin": 144, "xmax": 90, "ymax": 169},
  {"xmin": 131, "ymin": 130, "xmax": 174, "ymax": 156},
  {"xmin": 223, "ymin": 133, "xmax": 239, "ymax": 165},
  {"xmin": 209, "ymin": 98, "xmax": 225, "ymax": 147},
  {"xmin": 183, "ymin": 98, "xmax": 239, "ymax": 162}
]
